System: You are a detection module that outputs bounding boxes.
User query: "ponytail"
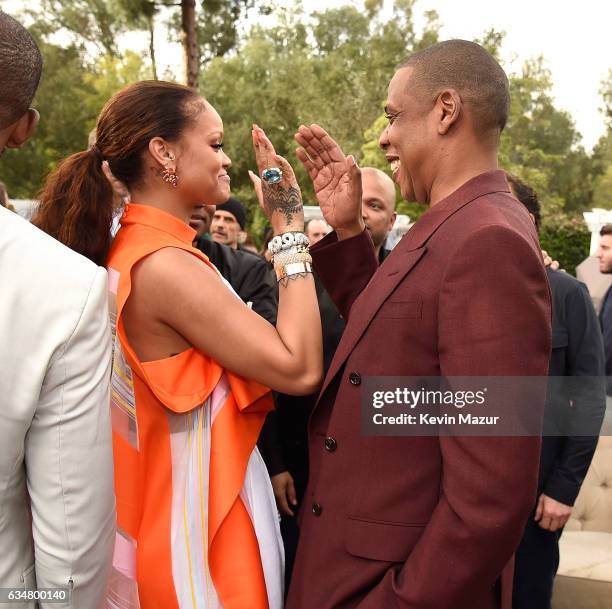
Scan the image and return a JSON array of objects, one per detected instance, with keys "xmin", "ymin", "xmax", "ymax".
[{"xmin": 33, "ymin": 148, "xmax": 115, "ymax": 266}]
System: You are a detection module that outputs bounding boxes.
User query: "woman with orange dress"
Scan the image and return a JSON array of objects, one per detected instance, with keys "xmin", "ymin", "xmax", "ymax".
[{"xmin": 33, "ymin": 80, "xmax": 324, "ymax": 609}]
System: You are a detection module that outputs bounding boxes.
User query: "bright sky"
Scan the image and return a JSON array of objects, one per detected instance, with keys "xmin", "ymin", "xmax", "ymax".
[{"xmin": 2, "ymin": 0, "xmax": 610, "ymax": 150}]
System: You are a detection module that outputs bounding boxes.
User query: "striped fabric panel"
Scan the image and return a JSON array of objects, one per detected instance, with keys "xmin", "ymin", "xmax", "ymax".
[
  {"xmin": 108, "ymin": 267, "xmax": 139, "ymax": 449},
  {"xmin": 167, "ymin": 396, "xmax": 222, "ymax": 609}
]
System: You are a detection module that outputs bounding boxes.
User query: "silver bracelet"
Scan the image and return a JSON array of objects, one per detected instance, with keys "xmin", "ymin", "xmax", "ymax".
[
  {"xmin": 268, "ymin": 231, "xmax": 309, "ymax": 256},
  {"xmin": 275, "ymin": 261, "xmax": 313, "ymax": 283}
]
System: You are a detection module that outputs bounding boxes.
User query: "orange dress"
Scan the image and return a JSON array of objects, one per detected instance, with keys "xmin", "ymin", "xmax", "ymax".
[{"xmin": 104, "ymin": 204, "xmax": 283, "ymax": 609}]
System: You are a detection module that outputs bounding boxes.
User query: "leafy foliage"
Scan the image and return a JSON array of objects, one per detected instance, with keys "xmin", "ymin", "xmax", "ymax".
[
  {"xmin": 539, "ymin": 214, "xmax": 591, "ymax": 276},
  {"xmin": 0, "ymin": 0, "xmax": 610, "ymax": 250}
]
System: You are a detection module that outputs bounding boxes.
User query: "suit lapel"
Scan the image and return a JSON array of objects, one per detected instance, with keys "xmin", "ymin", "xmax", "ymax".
[
  {"xmin": 314, "ymin": 170, "xmax": 513, "ymax": 406},
  {"xmin": 317, "ymin": 246, "xmax": 427, "ymax": 400}
]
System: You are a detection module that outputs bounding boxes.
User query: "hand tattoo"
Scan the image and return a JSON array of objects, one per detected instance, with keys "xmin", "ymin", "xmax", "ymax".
[{"xmin": 262, "ymin": 182, "xmax": 303, "ymax": 225}]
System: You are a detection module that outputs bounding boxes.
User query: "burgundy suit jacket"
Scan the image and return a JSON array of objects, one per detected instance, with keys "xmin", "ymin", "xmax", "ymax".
[{"xmin": 286, "ymin": 171, "xmax": 552, "ymax": 609}]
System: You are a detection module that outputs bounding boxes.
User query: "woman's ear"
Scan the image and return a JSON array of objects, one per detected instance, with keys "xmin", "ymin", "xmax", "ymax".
[
  {"xmin": 148, "ymin": 137, "xmax": 176, "ymax": 167},
  {"xmin": 4, "ymin": 108, "xmax": 40, "ymax": 149}
]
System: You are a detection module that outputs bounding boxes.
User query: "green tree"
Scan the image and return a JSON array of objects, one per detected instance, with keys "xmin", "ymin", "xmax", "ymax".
[
  {"xmin": 0, "ymin": 30, "xmax": 146, "ymax": 199},
  {"xmin": 591, "ymin": 72, "xmax": 612, "ymax": 209},
  {"xmin": 200, "ymin": 0, "xmax": 433, "ymax": 229},
  {"xmin": 600, "ymin": 69, "xmax": 612, "ymax": 126},
  {"xmin": 114, "ymin": 0, "xmax": 160, "ymax": 78},
  {"xmin": 500, "ymin": 57, "xmax": 591, "ymax": 216},
  {"xmin": 0, "ymin": 36, "xmax": 97, "ymax": 198},
  {"xmin": 32, "ymin": 0, "xmax": 124, "ymax": 56}
]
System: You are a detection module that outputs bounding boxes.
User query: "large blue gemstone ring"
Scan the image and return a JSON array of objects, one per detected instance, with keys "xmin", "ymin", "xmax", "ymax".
[{"xmin": 261, "ymin": 167, "xmax": 283, "ymax": 184}]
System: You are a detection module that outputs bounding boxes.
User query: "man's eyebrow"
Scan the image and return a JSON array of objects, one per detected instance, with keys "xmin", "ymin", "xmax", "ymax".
[{"xmin": 384, "ymin": 104, "xmax": 397, "ymax": 114}]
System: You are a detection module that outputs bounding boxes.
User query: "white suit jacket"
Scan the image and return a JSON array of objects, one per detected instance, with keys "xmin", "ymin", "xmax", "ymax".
[{"xmin": 0, "ymin": 206, "xmax": 115, "ymax": 608}]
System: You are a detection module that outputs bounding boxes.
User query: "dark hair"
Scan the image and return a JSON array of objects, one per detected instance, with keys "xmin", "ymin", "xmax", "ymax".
[
  {"xmin": 33, "ymin": 81, "xmax": 203, "ymax": 265},
  {"xmin": 0, "ymin": 12, "xmax": 43, "ymax": 129},
  {"xmin": 506, "ymin": 173, "xmax": 541, "ymax": 231},
  {"xmin": 402, "ymin": 40, "xmax": 510, "ymax": 135},
  {"xmin": 600, "ymin": 225, "xmax": 612, "ymax": 237}
]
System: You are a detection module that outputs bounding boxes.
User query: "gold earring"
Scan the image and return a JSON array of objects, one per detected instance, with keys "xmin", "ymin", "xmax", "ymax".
[{"xmin": 161, "ymin": 165, "xmax": 178, "ymax": 188}]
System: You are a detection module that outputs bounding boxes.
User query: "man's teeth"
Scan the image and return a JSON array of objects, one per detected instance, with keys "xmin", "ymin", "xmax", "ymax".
[{"xmin": 390, "ymin": 160, "xmax": 400, "ymax": 172}]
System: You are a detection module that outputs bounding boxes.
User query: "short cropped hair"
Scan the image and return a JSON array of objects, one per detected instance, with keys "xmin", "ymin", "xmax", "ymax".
[
  {"xmin": 506, "ymin": 173, "xmax": 541, "ymax": 231},
  {"xmin": 402, "ymin": 40, "xmax": 510, "ymax": 135},
  {"xmin": 600, "ymin": 225, "xmax": 612, "ymax": 237},
  {"xmin": 0, "ymin": 11, "xmax": 43, "ymax": 129}
]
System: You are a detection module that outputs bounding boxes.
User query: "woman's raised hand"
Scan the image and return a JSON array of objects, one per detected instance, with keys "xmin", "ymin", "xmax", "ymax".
[
  {"xmin": 251, "ymin": 124, "xmax": 304, "ymax": 234},
  {"xmin": 295, "ymin": 124, "xmax": 364, "ymax": 238}
]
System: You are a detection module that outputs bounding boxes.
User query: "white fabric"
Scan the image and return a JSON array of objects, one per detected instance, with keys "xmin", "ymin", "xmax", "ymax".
[
  {"xmin": 0, "ymin": 206, "xmax": 115, "ymax": 608},
  {"xmin": 167, "ymin": 379, "xmax": 284, "ymax": 609}
]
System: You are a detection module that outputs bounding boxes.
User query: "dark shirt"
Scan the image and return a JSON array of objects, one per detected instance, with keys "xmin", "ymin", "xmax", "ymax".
[
  {"xmin": 599, "ymin": 285, "xmax": 612, "ymax": 388},
  {"xmin": 541, "ymin": 268, "xmax": 606, "ymax": 505},
  {"xmin": 194, "ymin": 236, "xmax": 278, "ymax": 325}
]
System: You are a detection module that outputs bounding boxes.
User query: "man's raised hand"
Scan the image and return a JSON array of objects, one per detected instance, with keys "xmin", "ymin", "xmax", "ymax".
[{"xmin": 295, "ymin": 124, "xmax": 364, "ymax": 240}]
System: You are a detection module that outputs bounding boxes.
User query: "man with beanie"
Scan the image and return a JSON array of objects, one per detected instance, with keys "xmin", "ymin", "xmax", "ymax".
[{"xmin": 211, "ymin": 196, "xmax": 247, "ymax": 249}]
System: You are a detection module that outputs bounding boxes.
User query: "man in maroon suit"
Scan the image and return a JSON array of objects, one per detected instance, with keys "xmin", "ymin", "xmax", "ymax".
[{"xmin": 288, "ymin": 40, "xmax": 552, "ymax": 609}]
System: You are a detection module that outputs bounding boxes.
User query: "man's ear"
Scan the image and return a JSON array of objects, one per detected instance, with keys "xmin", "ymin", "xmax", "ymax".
[
  {"xmin": 436, "ymin": 90, "xmax": 461, "ymax": 135},
  {"xmin": 5, "ymin": 109, "xmax": 40, "ymax": 149}
]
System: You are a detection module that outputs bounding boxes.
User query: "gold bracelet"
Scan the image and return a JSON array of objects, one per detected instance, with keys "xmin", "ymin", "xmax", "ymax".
[
  {"xmin": 275, "ymin": 261, "xmax": 313, "ymax": 282},
  {"xmin": 273, "ymin": 249, "xmax": 312, "ymax": 267}
]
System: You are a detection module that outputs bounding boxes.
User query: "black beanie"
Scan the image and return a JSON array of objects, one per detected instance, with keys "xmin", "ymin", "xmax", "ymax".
[{"xmin": 216, "ymin": 197, "xmax": 246, "ymax": 229}]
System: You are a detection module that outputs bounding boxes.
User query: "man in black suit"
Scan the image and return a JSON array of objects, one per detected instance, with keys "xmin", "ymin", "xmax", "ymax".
[
  {"xmin": 190, "ymin": 203, "xmax": 278, "ymax": 325},
  {"xmin": 508, "ymin": 174, "xmax": 606, "ymax": 609}
]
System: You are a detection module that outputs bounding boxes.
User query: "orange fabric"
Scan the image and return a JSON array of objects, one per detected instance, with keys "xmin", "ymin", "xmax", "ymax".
[{"xmin": 107, "ymin": 203, "xmax": 273, "ymax": 609}]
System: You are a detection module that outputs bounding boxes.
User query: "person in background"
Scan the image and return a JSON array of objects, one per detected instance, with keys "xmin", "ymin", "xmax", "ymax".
[
  {"xmin": 190, "ymin": 202, "xmax": 213, "ymax": 239},
  {"xmin": 242, "ymin": 231, "xmax": 260, "ymax": 254},
  {"xmin": 360, "ymin": 166, "xmax": 397, "ymax": 259},
  {"xmin": 211, "ymin": 196, "xmax": 247, "ymax": 249},
  {"xmin": 192, "ymin": 203, "xmax": 278, "ymax": 325},
  {"xmin": 261, "ymin": 224, "xmax": 275, "ymax": 262},
  {"xmin": 596, "ymin": 224, "xmax": 612, "ymax": 394},
  {"xmin": 508, "ymin": 173, "xmax": 606, "ymax": 609},
  {"xmin": 305, "ymin": 217, "xmax": 331, "ymax": 246},
  {"xmin": 0, "ymin": 11, "xmax": 115, "ymax": 608}
]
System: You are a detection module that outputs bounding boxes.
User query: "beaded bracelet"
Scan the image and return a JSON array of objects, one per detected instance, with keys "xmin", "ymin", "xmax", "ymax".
[
  {"xmin": 268, "ymin": 231, "xmax": 309, "ymax": 256},
  {"xmin": 272, "ymin": 243, "xmax": 309, "ymax": 263},
  {"xmin": 273, "ymin": 249, "xmax": 313, "ymax": 268}
]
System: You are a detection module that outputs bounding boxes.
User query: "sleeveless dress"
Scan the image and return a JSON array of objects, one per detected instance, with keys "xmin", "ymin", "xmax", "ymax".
[{"xmin": 104, "ymin": 204, "xmax": 284, "ymax": 609}]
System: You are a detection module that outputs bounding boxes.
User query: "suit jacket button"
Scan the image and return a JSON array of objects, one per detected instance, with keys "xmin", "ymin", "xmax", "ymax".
[
  {"xmin": 312, "ymin": 502, "xmax": 323, "ymax": 516},
  {"xmin": 349, "ymin": 371, "xmax": 361, "ymax": 386},
  {"xmin": 324, "ymin": 437, "xmax": 337, "ymax": 452}
]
